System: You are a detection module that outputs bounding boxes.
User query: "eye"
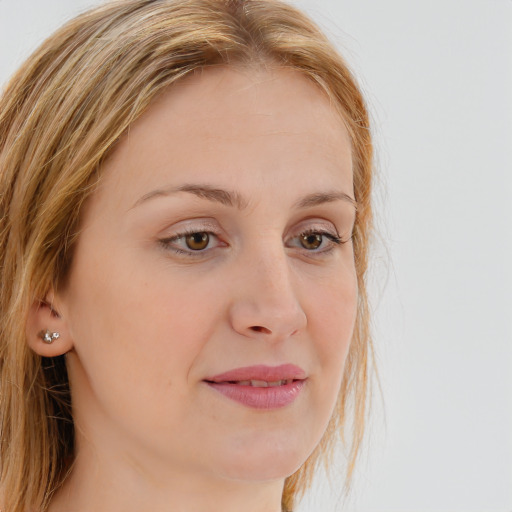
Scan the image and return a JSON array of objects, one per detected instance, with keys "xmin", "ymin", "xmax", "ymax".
[
  {"xmin": 159, "ymin": 230, "xmax": 224, "ymax": 256},
  {"xmin": 184, "ymin": 232, "xmax": 210, "ymax": 251},
  {"xmin": 300, "ymin": 232, "xmax": 324, "ymax": 250},
  {"xmin": 288, "ymin": 228, "xmax": 345, "ymax": 254}
]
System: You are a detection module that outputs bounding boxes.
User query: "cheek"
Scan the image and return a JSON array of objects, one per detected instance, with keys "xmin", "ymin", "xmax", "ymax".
[
  {"xmin": 289, "ymin": 264, "xmax": 357, "ymax": 453},
  {"xmin": 65, "ymin": 246, "xmax": 207, "ymax": 393},
  {"xmin": 306, "ymin": 264, "xmax": 358, "ymax": 386},
  {"xmin": 64, "ymin": 260, "xmax": 223, "ymax": 449}
]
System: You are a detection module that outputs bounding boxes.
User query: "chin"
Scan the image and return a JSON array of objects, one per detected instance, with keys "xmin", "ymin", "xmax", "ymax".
[{"xmin": 214, "ymin": 433, "xmax": 313, "ymax": 482}]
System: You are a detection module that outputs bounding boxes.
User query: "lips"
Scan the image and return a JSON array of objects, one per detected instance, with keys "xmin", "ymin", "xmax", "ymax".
[
  {"xmin": 205, "ymin": 364, "xmax": 306, "ymax": 383},
  {"xmin": 204, "ymin": 364, "xmax": 306, "ymax": 409}
]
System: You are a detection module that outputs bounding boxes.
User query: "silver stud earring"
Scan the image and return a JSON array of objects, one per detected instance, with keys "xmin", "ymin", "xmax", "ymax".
[{"xmin": 38, "ymin": 329, "xmax": 60, "ymax": 344}]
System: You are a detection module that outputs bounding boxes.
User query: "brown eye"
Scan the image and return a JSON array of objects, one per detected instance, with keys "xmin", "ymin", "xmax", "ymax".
[
  {"xmin": 185, "ymin": 232, "xmax": 210, "ymax": 250},
  {"xmin": 300, "ymin": 233, "xmax": 323, "ymax": 250}
]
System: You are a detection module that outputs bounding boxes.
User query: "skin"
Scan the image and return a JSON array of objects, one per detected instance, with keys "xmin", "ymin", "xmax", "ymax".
[{"xmin": 30, "ymin": 65, "xmax": 357, "ymax": 512}]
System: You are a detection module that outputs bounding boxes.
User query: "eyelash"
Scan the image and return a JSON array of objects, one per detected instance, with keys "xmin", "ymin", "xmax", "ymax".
[
  {"xmin": 292, "ymin": 228, "xmax": 346, "ymax": 251},
  {"xmin": 159, "ymin": 227, "xmax": 348, "ymax": 258}
]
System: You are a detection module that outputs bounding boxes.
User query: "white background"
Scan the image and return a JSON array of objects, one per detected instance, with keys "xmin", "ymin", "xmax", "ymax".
[{"xmin": 1, "ymin": 1, "xmax": 511, "ymax": 511}]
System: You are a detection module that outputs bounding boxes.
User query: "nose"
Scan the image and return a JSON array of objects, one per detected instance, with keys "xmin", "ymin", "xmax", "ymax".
[{"xmin": 228, "ymin": 246, "xmax": 307, "ymax": 342}]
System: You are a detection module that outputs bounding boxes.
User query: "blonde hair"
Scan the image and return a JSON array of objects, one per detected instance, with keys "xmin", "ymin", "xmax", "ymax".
[{"xmin": 0, "ymin": 1, "xmax": 373, "ymax": 511}]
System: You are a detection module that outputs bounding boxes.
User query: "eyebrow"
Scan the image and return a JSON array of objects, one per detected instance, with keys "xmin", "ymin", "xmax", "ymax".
[{"xmin": 131, "ymin": 183, "xmax": 357, "ymax": 211}]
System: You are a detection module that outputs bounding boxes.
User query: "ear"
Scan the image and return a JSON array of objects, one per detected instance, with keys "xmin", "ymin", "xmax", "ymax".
[{"xmin": 26, "ymin": 291, "xmax": 74, "ymax": 357}]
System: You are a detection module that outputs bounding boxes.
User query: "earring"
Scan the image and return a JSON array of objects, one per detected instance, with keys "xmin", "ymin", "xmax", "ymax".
[{"xmin": 38, "ymin": 329, "xmax": 60, "ymax": 344}]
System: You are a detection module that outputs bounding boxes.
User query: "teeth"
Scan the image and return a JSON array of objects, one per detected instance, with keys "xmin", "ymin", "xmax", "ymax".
[
  {"xmin": 250, "ymin": 380, "xmax": 269, "ymax": 387},
  {"xmin": 268, "ymin": 380, "xmax": 286, "ymax": 387},
  {"xmin": 231, "ymin": 379, "xmax": 293, "ymax": 387},
  {"xmin": 224, "ymin": 379, "xmax": 294, "ymax": 387}
]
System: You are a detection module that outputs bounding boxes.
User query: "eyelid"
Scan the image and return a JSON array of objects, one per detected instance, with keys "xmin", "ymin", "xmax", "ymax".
[
  {"xmin": 286, "ymin": 216, "xmax": 352, "ymax": 253},
  {"xmin": 288, "ymin": 218, "xmax": 341, "ymax": 239},
  {"xmin": 158, "ymin": 218, "xmax": 221, "ymax": 238}
]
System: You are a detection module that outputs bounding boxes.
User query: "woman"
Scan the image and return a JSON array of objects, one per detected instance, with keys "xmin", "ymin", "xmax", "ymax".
[{"xmin": 0, "ymin": 1, "xmax": 373, "ymax": 511}]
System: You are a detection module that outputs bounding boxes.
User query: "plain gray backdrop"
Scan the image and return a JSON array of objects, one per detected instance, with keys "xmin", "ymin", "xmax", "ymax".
[{"xmin": 1, "ymin": 1, "xmax": 511, "ymax": 511}]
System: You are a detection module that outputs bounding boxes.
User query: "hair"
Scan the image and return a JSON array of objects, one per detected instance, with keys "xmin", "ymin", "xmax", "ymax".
[{"xmin": 0, "ymin": 1, "xmax": 373, "ymax": 511}]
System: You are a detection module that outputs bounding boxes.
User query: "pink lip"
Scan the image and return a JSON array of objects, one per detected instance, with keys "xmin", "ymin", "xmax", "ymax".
[
  {"xmin": 206, "ymin": 364, "xmax": 306, "ymax": 383},
  {"xmin": 204, "ymin": 364, "xmax": 306, "ymax": 410}
]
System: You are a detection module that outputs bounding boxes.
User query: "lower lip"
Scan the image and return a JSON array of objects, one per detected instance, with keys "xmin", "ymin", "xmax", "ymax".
[{"xmin": 205, "ymin": 380, "xmax": 305, "ymax": 409}]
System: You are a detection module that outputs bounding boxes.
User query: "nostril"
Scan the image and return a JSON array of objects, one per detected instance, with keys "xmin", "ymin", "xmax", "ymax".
[{"xmin": 250, "ymin": 325, "xmax": 272, "ymax": 334}]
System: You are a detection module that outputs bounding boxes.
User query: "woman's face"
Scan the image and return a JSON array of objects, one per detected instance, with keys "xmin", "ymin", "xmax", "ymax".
[{"xmin": 59, "ymin": 66, "xmax": 357, "ymax": 484}]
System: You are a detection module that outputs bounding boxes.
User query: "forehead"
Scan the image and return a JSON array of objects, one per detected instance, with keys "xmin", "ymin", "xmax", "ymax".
[
  {"xmin": 95, "ymin": 65, "xmax": 353, "ymax": 210},
  {"xmin": 143, "ymin": 64, "xmax": 349, "ymax": 136}
]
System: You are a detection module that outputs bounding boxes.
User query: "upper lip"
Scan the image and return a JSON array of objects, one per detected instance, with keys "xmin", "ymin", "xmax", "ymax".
[{"xmin": 205, "ymin": 364, "xmax": 306, "ymax": 383}]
